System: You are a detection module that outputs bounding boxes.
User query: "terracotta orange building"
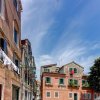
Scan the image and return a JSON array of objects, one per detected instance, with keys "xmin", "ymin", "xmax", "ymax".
[{"xmin": 40, "ymin": 62, "xmax": 100, "ymax": 100}]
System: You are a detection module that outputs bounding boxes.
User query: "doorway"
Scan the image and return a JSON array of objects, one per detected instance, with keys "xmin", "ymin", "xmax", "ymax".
[{"xmin": 74, "ymin": 93, "xmax": 78, "ymax": 100}]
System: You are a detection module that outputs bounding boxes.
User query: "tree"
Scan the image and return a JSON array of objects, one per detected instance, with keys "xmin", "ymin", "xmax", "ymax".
[{"xmin": 88, "ymin": 57, "xmax": 100, "ymax": 92}]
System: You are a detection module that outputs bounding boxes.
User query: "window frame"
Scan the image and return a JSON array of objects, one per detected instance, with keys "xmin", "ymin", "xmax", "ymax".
[
  {"xmin": 74, "ymin": 68, "xmax": 77, "ymax": 73},
  {"xmin": 69, "ymin": 68, "xmax": 73, "ymax": 72},
  {"xmin": 45, "ymin": 77, "xmax": 51, "ymax": 84},
  {"xmin": 14, "ymin": 27, "xmax": 18, "ymax": 45},
  {"xmin": 13, "ymin": 0, "xmax": 18, "ymax": 11},
  {"xmin": 59, "ymin": 78, "xmax": 64, "ymax": 85},
  {"xmin": 69, "ymin": 92, "xmax": 73, "ymax": 98},
  {"xmin": 46, "ymin": 91, "xmax": 51, "ymax": 98},
  {"xmin": 44, "ymin": 68, "xmax": 50, "ymax": 72},
  {"xmin": 69, "ymin": 68, "xmax": 78, "ymax": 73},
  {"xmin": 13, "ymin": 53, "xmax": 19, "ymax": 68},
  {"xmin": 87, "ymin": 93, "xmax": 91, "ymax": 99},
  {"xmin": 74, "ymin": 80, "xmax": 78, "ymax": 85},
  {"xmin": 54, "ymin": 91, "xmax": 59, "ymax": 98},
  {"xmin": 0, "ymin": 38, "xmax": 7, "ymax": 54}
]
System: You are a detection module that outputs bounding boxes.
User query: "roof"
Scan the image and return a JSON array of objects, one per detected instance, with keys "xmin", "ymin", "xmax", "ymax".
[
  {"xmin": 63, "ymin": 61, "xmax": 84, "ymax": 69},
  {"xmin": 41, "ymin": 64, "xmax": 57, "ymax": 68},
  {"xmin": 42, "ymin": 72, "xmax": 66, "ymax": 76}
]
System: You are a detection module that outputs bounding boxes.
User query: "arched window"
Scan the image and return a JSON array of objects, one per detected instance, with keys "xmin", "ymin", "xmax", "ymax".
[{"xmin": 0, "ymin": 38, "xmax": 7, "ymax": 54}]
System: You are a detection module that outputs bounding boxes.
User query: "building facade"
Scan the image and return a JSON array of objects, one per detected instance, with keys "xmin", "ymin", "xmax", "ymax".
[
  {"xmin": 41, "ymin": 62, "xmax": 100, "ymax": 100},
  {"xmin": 35, "ymin": 81, "xmax": 41, "ymax": 100},
  {"xmin": 21, "ymin": 39, "xmax": 37, "ymax": 100},
  {"xmin": 0, "ymin": 0, "xmax": 37, "ymax": 100},
  {"xmin": 0, "ymin": 0, "xmax": 22, "ymax": 100}
]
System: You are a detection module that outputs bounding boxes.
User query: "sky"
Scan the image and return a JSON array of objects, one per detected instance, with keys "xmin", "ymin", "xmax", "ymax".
[{"xmin": 21, "ymin": 0, "xmax": 100, "ymax": 79}]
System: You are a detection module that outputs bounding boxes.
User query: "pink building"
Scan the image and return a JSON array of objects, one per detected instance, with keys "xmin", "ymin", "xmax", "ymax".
[{"xmin": 40, "ymin": 62, "xmax": 100, "ymax": 100}]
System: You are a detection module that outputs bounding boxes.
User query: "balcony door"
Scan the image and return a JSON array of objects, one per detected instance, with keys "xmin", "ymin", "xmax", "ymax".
[
  {"xmin": 74, "ymin": 93, "xmax": 78, "ymax": 100},
  {"xmin": 0, "ymin": 84, "xmax": 2, "ymax": 100}
]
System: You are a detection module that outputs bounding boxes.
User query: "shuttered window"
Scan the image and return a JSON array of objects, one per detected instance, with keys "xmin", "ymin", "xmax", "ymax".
[
  {"xmin": 74, "ymin": 68, "xmax": 77, "ymax": 73},
  {"xmin": 45, "ymin": 77, "xmax": 51, "ymax": 83},
  {"xmin": 59, "ymin": 78, "xmax": 64, "ymax": 85}
]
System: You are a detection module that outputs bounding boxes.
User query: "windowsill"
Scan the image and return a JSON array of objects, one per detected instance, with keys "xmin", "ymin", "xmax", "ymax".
[
  {"xmin": 45, "ymin": 83, "xmax": 53, "ymax": 86},
  {"xmin": 58, "ymin": 84, "xmax": 66, "ymax": 88}
]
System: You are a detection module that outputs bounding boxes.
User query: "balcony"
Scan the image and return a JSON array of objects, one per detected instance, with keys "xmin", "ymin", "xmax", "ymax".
[
  {"xmin": 68, "ymin": 80, "xmax": 80, "ymax": 88},
  {"xmin": 82, "ymin": 83, "xmax": 90, "ymax": 88},
  {"xmin": 0, "ymin": 49, "xmax": 19, "ymax": 73}
]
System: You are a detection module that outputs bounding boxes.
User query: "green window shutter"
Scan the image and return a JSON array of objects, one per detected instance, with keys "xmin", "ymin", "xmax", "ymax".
[
  {"xmin": 74, "ymin": 80, "xmax": 78, "ymax": 85},
  {"xmin": 69, "ymin": 68, "xmax": 73, "ymax": 72},
  {"xmin": 74, "ymin": 68, "xmax": 77, "ymax": 73},
  {"xmin": 82, "ymin": 80, "xmax": 85, "ymax": 85},
  {"xmin": 46, "ymin": 77, "xmax": 51, "ymax": 83},
  {"xmin": 59, "ymin": 78, "xmax": 64, "ymax": 84},
  {"xmin": 69, "ymin": 79, "xmax": 73, "ymax": 84}
]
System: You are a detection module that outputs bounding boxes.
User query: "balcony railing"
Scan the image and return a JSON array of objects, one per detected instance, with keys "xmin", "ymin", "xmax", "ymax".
[
  {"xmin": 0, "ymin": 49, "xmax": 19, "ymax": 73},
  {"xmin": 82, "ymin": 83, "xmax": 90, "ymax": 88},
  {"xmin": 68, "ymin": 81, "xmax": 79, "ymax": 87}
]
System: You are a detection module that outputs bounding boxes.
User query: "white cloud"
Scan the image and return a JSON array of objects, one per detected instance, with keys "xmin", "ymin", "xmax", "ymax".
[
  {"xmin": 21, "ymin": 0, "xmax": 63, "ymax": 55},
  {"xmin": 21, "ymin": 0, "xmax": 100, "ymax": 79}
]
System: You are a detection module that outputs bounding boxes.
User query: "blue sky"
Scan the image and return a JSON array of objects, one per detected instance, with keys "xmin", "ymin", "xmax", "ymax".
[{"xmin": 21, "ymin": 0, "xmax": 100, "ymax": 79}]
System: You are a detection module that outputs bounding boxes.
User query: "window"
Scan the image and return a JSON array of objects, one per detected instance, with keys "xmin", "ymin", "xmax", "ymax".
[
  {"xmin": 94, "ymin": 94, "xmax": 97, "ymax": 99},
  {"xmin": 69, "ymin": 79, "xmax": 78, "ymax": 86},
  {"xmin": 46, "ymin": 92, "xmax": 50, "ymax": 98},
  {"xmin": 45, "ymin": 77, "xmax": 51, "ymax": 83},
  {"xmin": 13, "ymin": 53, "xmax": 19, "ymax": 68},
  {"xmin": 82, "ymin": 80, "xmax": 86, "ymax": 84},
  {"xmin": 12, "ymin": 85, "xmax": 19, "ymax": 100},
  {"xmin": 69, "ymin": 68, "xmax": 73, "ymax": 72},
  {"xmin": 82, "ymin": 93, "xmax": 87, "ymax": 99},
  {"xmin": 14, "ymin": 28, "xmax": 18, "ymax": 44},
  {"xmin": 54, "ymin": 92, "xmax": 59, "ymax": 98},
  {"xmin": 59, "ymin": 78, "xmax": 64, "ymax": 85},
  {"xmin": 74, "ymin": 68, "xmax": 77, "ymax": 73},
  {"xmin": 87, "ymin": 93, "xmax": 91, "ymax": 99},
  {"xmin": 82, "ymin": 93, "xmax": 91, "ymax": 99},
  {"xmin": 44, "ymin": 68, "xmax": 50, "ymax": 72},
  {"xmin": 74, "ymin": 80, "xmax": 78, "ymax": 85},
  {"xmin": 69, "ymin": 68, "xmax": 78, "ymax": 73},
  {"xmin": 69, "ymin": 93, "xmax": 72, "ymax": 98},
  {"xmin": 13, "ymin": 0, "xmax": 18, "ymax": 11},
  {"xmin": 0, "ymin": 38, "xmax": 7, "ymax": 54}
]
